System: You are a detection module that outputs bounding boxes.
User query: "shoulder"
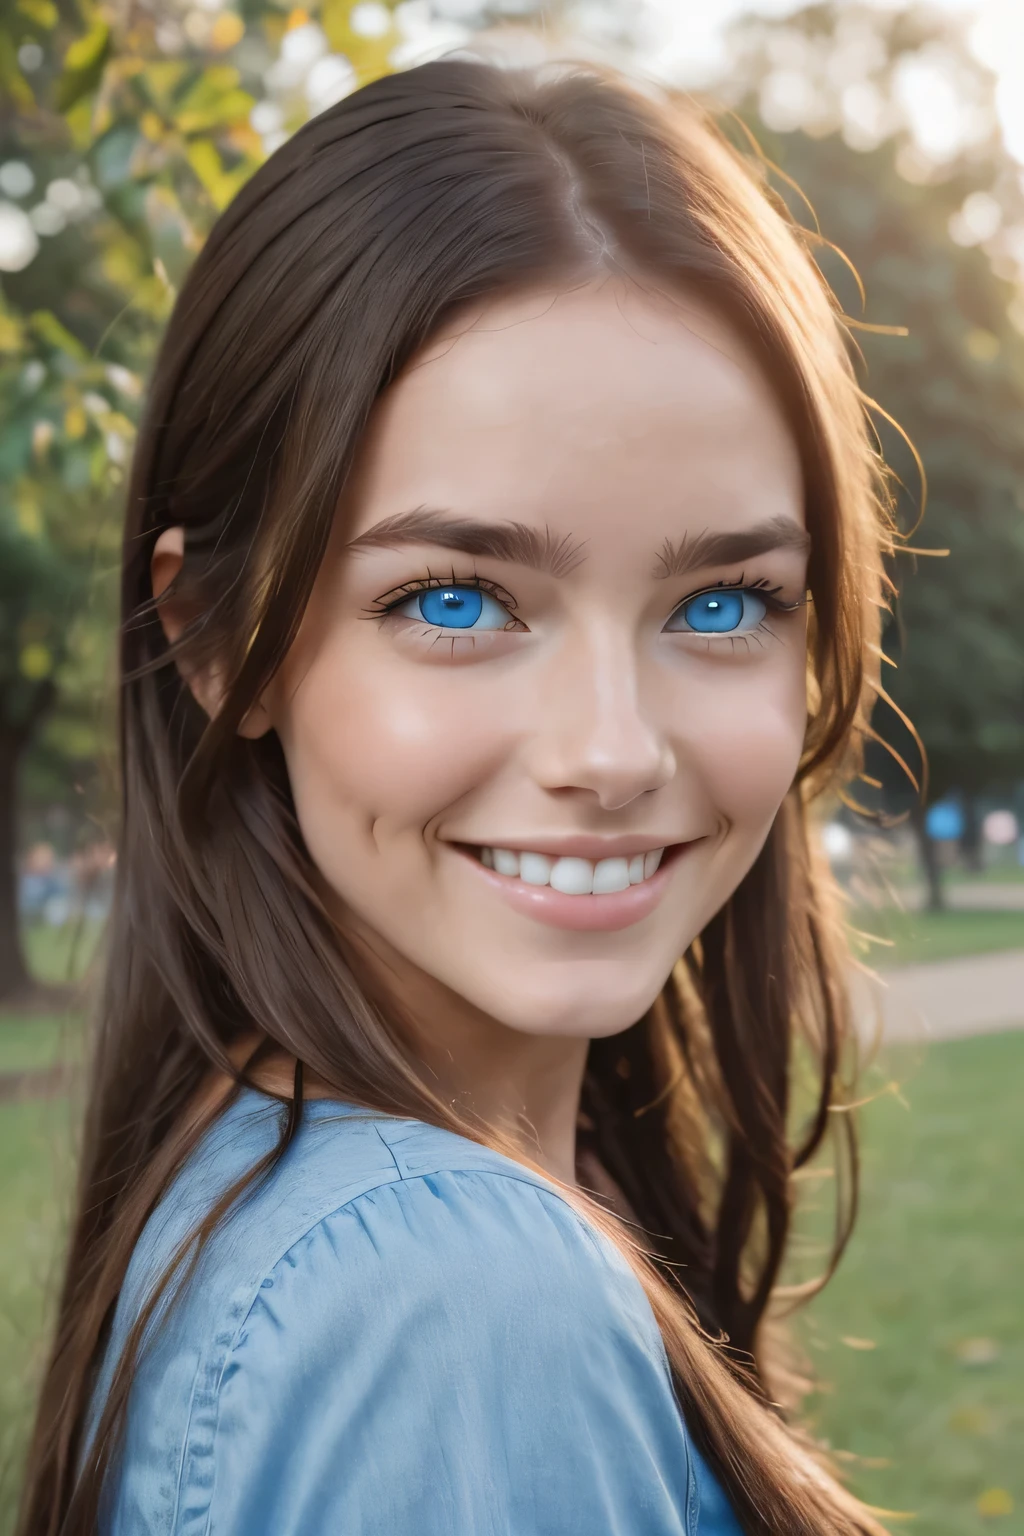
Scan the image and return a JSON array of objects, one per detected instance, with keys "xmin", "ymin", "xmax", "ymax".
[
  {"xmin": 194, "ymin": 1164, "xmax": 694, "ymax": 1536},
  {"xmin": 231, "ymin": 1153, "xmax": 661, "ymax": 1377},
  {"xmin": 183, "ymin": 1093, "xmax": 663, "ymax": 1373},
  {"xmin": 102, "ymin": 1096, "xmax": 707, "ymax": 1535},
  {"xmin": 137, "ymin": 1091, "xmax": 619, "ymax": 1324}
]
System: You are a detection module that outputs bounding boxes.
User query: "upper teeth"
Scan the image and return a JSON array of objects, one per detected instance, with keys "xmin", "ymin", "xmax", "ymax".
[{"xmin": 479, "ymin": 847, "xmax": 664, "ymax": 894}]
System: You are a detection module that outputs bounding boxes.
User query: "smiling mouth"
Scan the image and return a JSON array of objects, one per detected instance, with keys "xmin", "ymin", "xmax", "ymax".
[{"xmin": 463, "ymin": 843, "xmax": 679, "ymax": 896}]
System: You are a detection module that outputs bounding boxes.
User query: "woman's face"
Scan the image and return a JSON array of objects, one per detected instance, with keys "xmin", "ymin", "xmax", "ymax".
[{"xmin": 269, "ymin": 278, "xmax": 809, "ymax": 1038}]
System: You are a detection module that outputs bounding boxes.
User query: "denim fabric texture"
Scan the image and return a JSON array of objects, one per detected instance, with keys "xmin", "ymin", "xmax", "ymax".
[{"xmin": 88, "ymin": 1089, "xmax": 744, "ymax": 1535}]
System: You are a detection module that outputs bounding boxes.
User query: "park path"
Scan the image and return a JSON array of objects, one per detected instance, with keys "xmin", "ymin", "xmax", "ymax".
[
  {"xmin": 853, "ymin": 947, "xmax": 1024, "ymax": 1043},
  {"xmin": 898, "ymin": 881, "xmax": 1024, "ymax": 912}
]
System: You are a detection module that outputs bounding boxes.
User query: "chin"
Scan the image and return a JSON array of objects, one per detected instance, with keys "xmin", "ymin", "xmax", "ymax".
[{"xmin": 482, "ymin": 968, "xmax": 672, "ymax": 1040}]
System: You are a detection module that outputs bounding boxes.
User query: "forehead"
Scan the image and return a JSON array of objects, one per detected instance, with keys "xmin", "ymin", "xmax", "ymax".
[{"xmin": 345, "ymin": 279, "xmax": 804, "ymax": 550}]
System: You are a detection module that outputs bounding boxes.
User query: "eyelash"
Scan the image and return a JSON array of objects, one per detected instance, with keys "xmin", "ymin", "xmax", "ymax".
[
  {"xmin": 365, "ymin": 569, "xmax": 520, "ymax": 620},
  {"xmin": 367, "ymin": 570, "xmax": 805, "ymax": 629},
  {"xmin": 697, "ymin": 574, "xmax": 802, "ymax": 613}
]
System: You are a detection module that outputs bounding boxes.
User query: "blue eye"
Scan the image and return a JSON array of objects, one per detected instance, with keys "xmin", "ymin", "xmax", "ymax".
[
  {"xmin": 396, "ymin": 585, "xmax": 511, "ymax": 630},
  {"xmin": 666, "ymin": 589, "xmax": 767, "ymax": 635}
]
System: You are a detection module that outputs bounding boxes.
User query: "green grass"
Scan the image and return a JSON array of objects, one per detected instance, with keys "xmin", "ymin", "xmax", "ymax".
[
  {"xmin": 21, "ymin": 919, "xmax": 103, "ymax": 988},
  {"xmin": 855, "ymin": 851, "xmax": 1024, "ymax": 896},
  {"xmin": 0, "ymin": 1097, "xmax": 74, "ymax": 1533},
  {"xmin": 0, "ymin": 1031, "xmax": 1021, "ymax": 1533},
  {"xmin": 0, "ymin": 921, "xmax": 96, "ymax": 1077},
  {"xmin": 0, "ymin": 1015, "xmax": 84, "ymax": 1076},
  {"xmin": 852, "ymin": 907, "xmax": 1024, "ymax": 967},
  {"xmin": 803, "ymin": 1030, "xmax": 1024, "ymax": 1533},
  {"xmin": 956, "ymin": 860, "xmax": 1024, "ymax": 887}
]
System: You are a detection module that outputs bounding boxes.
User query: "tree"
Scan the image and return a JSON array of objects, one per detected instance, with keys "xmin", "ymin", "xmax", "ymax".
[
  {"xmin": 0, "ymin": 0, "xmax": 437, "ymax": 997},
  {"xmin": 720, "ymin": 4, "xmax": 1024, "ymax": 905}
]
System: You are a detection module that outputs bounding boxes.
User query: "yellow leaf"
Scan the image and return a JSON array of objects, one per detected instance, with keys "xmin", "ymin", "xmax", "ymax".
[
  {"xmin": 322, "ymin": 0, "xmax": 394, "ymax": 52},
  {"xmin": 101, "ymin": 242, "xmax": 141, "ymax": 288},
  {"xmin": 185, "ymin": 141, "xmax": 252, "ymax": 210},
  {"xmin": 976, "ymin": 1488, "xmax": 1013, "ymax": 1517},
  {"xmin": 64, "ymin": 96, "xmax": 94, "ymax": 150},
  {"xmin": 18, "ymin": 0, "xmax": 58, "ymax": 27},
  {"xmin": 64, "ymin": 20, "xmax": 109, "ymax": 72},
  {"xmin": 181, "ymin": 63, "xmax": 241, "ymax": 96},
  {"xmin": 14, "ymin": 481, "xmax": 43, "ymax": 536},
  {"xmin": 176, "ymin": 88, "xmax": 254, "ymax": 135},
  {"xmin": 16, "ymin": 500, "xmax": 42, "ymax": 538},
  {"xmin": 57, "ymin": 19, "xmax": 111, "ymax": 111},
  {"xmin": 0, "ymin": 312, "xmax": 24, "ymax": 353},
  {"xmin": 949, "ymin": 1406, "xmax": 989, "ymax": 1435},
  {"xmin": 186, "ymin": 138, "xmax": 223, "ymax": 195},
  {"xmin": 140, "ymin": 110, "xmax": 164, "ymax": 141},
  {"xmin": 64, "ymin": 404, "xmax": 88, "ymax": 439},
  {"xmin": 173, "ymin": 67, "xmax": 253, "ymax": 134},
  {"xmin": 19, "ymin": 643, "xmax": 53, "ymax": 681},
  {"xmin": 210, "ymin": 12, "xmax": 245, "ymax": 51},
  {"xmin": 320, "ymin": 0, "xmax": 348, "ymax": 50}
]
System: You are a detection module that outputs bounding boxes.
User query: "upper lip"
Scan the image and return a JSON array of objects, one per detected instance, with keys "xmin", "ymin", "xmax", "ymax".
[{"xmin": 450, "ymin": 835, "xmax": 693, "ymax": 860}]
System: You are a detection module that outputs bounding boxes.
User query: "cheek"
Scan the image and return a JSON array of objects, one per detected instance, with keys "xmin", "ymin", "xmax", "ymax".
[
  {"xmin": 277, "ymin": 636, "xmax": 510, "ymax": 842},
  {"xmin": 679, "ymin": 663, "xmax": 806, "ymax": 828}
]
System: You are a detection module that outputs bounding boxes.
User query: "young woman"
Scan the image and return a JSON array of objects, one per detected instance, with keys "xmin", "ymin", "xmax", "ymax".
[{"xmin": 20, "ymin": 58, "xmax": 895, "ymax": 1536}]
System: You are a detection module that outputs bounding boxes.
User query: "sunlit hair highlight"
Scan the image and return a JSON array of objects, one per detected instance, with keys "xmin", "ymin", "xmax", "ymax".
[{"xmin": 20, "ymin": 57, "xmax": 894, "ymax": 1536}]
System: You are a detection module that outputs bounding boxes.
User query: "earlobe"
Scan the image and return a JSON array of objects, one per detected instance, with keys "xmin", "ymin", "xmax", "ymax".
[{"xmin": 151, "ymin": 525, "xmax": 273, "ymax": 739}]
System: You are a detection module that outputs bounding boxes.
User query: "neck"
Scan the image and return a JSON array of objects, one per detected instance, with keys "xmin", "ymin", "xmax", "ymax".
[
  {"xmin": 416, "ymin": 1010, "xmax": 590, "ymax": 1186},
  {"xmin": 352, "ymin": 928, "xmax": 590, "ymax": 1186}
]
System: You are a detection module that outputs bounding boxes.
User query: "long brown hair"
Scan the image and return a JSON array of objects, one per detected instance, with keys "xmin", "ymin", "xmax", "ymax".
[{"xmin": 20, "ymin": 58, "xmax": 894, "ymax": 1535}]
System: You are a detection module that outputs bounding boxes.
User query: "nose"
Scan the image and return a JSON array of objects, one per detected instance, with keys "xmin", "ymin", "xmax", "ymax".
[{"xmin": 525, "ymin": 626, "xmax": 676, "ymax": 812}]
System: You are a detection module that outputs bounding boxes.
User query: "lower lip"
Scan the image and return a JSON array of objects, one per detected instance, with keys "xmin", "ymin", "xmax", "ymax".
[{"xmin": 456, "ymin": 846, "xmax": 690, "ymax": 932}]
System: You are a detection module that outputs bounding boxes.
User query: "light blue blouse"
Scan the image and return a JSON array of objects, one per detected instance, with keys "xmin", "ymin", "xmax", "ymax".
[{"xmin": 89, "ymin": 1088, "xmax": 744, "ymax": 1534}]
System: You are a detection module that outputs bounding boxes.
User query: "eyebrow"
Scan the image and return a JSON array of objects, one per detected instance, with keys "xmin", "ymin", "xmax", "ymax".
[
  {"xmin": 345, "ymin": 507, "xmax": 587, "ymax": 577},
  {"xmin": 345, "ymin": 505, "xmax": 810, "ymax": 580},
  {"xmin": 652, "ymin": 516, "xmax": 810, "ymax": 579}
]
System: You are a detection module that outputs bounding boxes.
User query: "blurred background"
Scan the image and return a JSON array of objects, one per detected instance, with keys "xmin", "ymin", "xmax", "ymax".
[{"xmin": 1, "ymin": 0, "xmax": 1022, "ymax": 1529}]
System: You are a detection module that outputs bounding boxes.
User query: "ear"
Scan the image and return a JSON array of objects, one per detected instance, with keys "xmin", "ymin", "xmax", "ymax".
[{"xmin": 151, "ymin": 526, "xmax": 272, "ymax": 740}]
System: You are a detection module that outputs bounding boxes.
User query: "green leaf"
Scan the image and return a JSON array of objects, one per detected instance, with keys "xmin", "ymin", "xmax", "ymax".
[
  {"xmin": 57, "ymin": 20, "xmax": 111, "ymax": 111},
  {"xmin": 175, "ymin": 87, "xmax": 255, "ymax": 135},
  {"xmin": 28, "ymin": 312, "xmax": 90, "ymax": 364},
  {"xmin": 139, "ymin": 59, "xmax": 190, "ymax": 112},
  {"xmin": 0, "ymin": 31, "xmax": 35, "ymax": 108},
  {"xmin": 172, "ymin": 67, "xmax": 254, "ymax": 134},
  {"xmin": 19, "ymin": 643, "xmax": 53, "ymax": 681},
  {"xmin": 185, "ymin": 140, "xmax": 251, "ymax": 209}
]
